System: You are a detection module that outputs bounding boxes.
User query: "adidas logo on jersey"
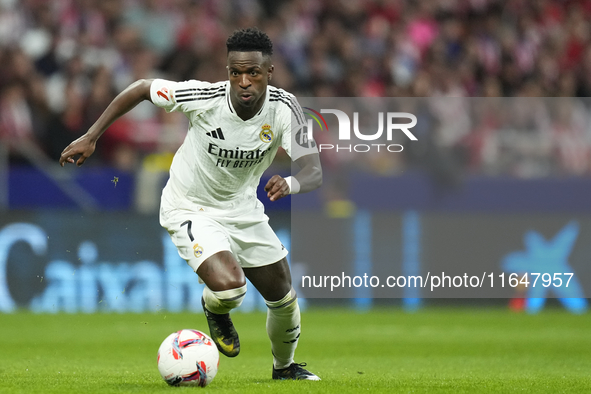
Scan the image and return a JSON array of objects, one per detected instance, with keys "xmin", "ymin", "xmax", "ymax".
[{"xmin": 206, "ymin": 128, "xmax": 225, "ymax": 140}]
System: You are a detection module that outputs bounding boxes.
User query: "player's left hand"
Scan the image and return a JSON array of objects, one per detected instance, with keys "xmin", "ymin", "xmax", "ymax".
[
  {"xmin": 265, "ymin": 175, "xmax": 289, "ymax": 202},
  {"xmin": 59, "ymin": 133, "xmax": 96, "ymax": 167}
]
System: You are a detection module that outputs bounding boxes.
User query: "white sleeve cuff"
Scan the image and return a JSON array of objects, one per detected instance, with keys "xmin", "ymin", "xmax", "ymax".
[{"xmin": 285, "ymin": 176, "xmax": 301, "ymax": 194}]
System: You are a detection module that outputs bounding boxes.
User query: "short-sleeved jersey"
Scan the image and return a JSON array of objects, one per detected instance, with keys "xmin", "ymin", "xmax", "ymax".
[{"xmin": 150, "ymin": 78, "xmax": 317, "ymax": 214}]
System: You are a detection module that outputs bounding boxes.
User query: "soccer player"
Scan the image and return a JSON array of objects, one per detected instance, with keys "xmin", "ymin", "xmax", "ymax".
[{"xmin": 59, "ymin": 28, "xmax": 322, "ymax": 381}]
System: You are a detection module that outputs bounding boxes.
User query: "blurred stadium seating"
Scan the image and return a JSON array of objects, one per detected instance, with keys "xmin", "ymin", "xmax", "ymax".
[{"xmin": 2, "ymin": 0, "xmax": 591, "ymax": 178}]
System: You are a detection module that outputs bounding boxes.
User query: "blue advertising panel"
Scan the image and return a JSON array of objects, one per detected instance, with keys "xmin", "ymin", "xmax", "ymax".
[{"xmin": 0, "ymin": 211, "xmax": 291, "ymax": 313}]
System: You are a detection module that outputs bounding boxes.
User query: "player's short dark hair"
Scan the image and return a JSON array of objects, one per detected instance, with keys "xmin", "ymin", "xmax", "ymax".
[{"xmin": 226, "ymin": 27, "xmax": 273, "ymax": 56}]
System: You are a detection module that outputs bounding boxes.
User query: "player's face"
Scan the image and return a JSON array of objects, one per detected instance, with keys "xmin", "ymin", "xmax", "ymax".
[{"xmin": 227, "ymin": 51, "xmax": 273, "ymax": 119}]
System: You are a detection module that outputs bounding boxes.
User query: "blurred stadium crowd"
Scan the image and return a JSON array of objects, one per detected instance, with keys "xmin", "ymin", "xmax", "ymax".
[{"xmin": 1, "ymin": 0, "xmax": 591, "ymax": 178}]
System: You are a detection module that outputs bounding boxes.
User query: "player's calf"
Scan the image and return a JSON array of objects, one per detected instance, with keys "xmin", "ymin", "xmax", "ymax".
[
  {"xmin": 266, "ymin": 289, "xmax": 321, "ymax": 380},
  {"xmin": 266, "ymin": 288, "xmax": 304, "ymax": 369}
]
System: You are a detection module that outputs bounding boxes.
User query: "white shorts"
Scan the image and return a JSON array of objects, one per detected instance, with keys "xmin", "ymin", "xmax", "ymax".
[{"xmin": 159, "ymin": 200, "xmax": 288, "ymax": 273}]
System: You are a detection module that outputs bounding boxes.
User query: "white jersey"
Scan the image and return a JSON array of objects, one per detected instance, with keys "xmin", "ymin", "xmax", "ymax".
[{"xmin": 150, "ymin": 78, "xmax": 317, "ymax": 215}]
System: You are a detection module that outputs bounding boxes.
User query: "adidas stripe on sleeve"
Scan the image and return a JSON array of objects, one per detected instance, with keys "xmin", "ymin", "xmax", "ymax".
[
  {"xmin": 150, "ymin": 79, "xmax": 223, "ymax": 113},
  {"xmin": 270, "ymin": 88, "xmax": 318, "ymax": 161}
]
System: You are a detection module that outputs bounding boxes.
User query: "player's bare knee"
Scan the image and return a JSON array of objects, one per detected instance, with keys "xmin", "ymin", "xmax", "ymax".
[
  {"xmin": 203, "ymin": 273, "xmax": 246, "ymax": 293},
  {"xmin": 227, "ymin": 275, "xmax": 247, "ymax": 290},
  {"xmin": 198, "ymin": 251, "xmax": 246, "ymax": 291},
  {"xmin": 244, "ymin": 258, "xmax": 292, "ymax": 301}
]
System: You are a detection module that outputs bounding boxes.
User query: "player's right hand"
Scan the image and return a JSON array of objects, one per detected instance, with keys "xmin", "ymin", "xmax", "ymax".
[
  {"xmin": 59, "ymin": 134, "xmax": 96, "ymax": 167},
  {"xmin": 264, "ymin": 175, "xmax": 290, "ymax": 202}
]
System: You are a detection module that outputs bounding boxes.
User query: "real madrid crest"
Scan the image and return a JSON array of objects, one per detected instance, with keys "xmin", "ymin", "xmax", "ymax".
[
  {"xmin": 260, "ymin": 124, "xmax": 273, "ymax": 143},
  {"xmin": 193, "ymin": 243, "xmax": 203, "ymax": 258}
]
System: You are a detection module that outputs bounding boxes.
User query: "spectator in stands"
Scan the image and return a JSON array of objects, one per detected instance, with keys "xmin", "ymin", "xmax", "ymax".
[{"xmin": 1, "ymin": 0, "xmax": 591, "ymax": 179}]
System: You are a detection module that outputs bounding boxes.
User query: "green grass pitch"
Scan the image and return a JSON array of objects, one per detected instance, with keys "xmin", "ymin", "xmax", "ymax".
[{"xmin": 0, "ymin": 307, "xmax": 590, "ymax": 393}]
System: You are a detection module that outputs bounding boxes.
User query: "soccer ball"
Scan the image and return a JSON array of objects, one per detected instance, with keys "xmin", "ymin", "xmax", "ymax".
[{"xmin": 157, "ymin": 329, "xmax": 219, "ymax": 387}]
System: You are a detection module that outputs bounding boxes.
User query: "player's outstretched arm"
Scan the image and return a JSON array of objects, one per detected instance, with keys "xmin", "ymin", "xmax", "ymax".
[
  {"xmin": 265, "ymin": 153, "xmax": 322, "ymax": 202},
  {"xmin": 59, "ymin": 79, "xmax": 154, "ymax": 167}
]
